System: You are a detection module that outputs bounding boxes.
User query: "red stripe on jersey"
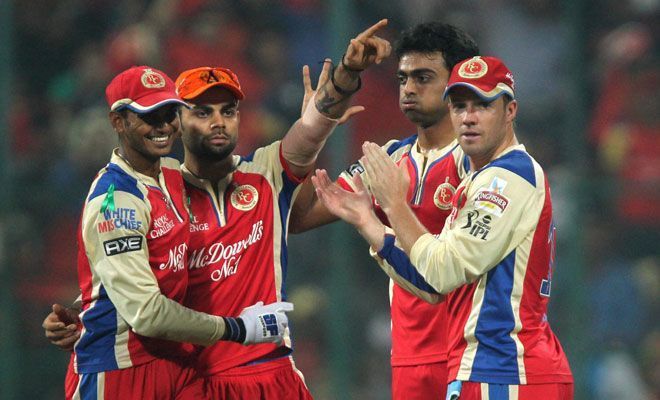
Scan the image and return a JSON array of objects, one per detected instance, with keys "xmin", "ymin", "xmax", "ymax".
[{"xmin": 516, "ymin": 176, "xmax": 572, "ymax": 383}]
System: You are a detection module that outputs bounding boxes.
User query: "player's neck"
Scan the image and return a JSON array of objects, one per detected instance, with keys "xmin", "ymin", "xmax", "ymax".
[
  {"xmin": 416, "ymin": 115, "xmax": 454, "ymax": 152},
  {"xmin": 184, "ymin": 154, "xmax": 235, "ymax": 186},
  {"xmin": 118, "ymin": 147, "xmax": 161, "ymax": 180}
]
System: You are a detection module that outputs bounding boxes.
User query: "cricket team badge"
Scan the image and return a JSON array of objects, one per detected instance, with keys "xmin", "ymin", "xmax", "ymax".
[
  {"xmin": 458, "ymin": 57, "xmax": 488, "ymax": 79},
  {"xmin": 433, "ymin": 177, "xmax": 455, "ymax": 210},
  {"xmin": 141, "ymin": 68, "xmax": 166, "ymax": 89},
  {"xmin": 231, "ymin": 184, "xmax": 258, "ymax": 211}
]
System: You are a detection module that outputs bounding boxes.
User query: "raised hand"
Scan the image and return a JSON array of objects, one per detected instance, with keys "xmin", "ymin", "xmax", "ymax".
[
  {"xmin": 343, "ymin": 19, "xmax": 392, "ymax": 71},
  {"xmin": 301, "ymin": 60, "xmax": 364, "ymax": 124},
  {"xmin": 312, "ymin": 168, "xmax": 387, "ymax": 250},
  {"xmin": 311, "ymin": 169, "xmax": 373, "ymax": 226},
  {"xmin": 361, "ymin": 141, "xmax": 410, "ymax": 212},
  {"xmin": 314, "ymin": 19, "xmax": 390, "ymax": 119}
]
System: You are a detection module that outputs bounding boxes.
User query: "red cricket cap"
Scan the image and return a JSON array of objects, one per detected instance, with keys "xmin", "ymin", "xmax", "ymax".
[
  {"xmin": 105, "ymin": 66, "xmax": 187, "ymax": 113},
  {"xmin": 443, "ymin": 56, "xmax": 515, "ymax": 101},
  {"xmin": 174, "ymin": 67, "xmax": 245, "ymax": 101}
]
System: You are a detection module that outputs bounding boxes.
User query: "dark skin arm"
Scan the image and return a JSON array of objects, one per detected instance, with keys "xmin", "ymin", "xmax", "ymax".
[
  {"xmin": 314, "ymin": 19, "xmax": 391, "ymax": 119},
  {"xmin": 289, "ymin": 178, "xmax": 339, "ymax": 233},
  {"xmin": 289, "ymin": 18, "xmax": 391, "ymax": 224}
]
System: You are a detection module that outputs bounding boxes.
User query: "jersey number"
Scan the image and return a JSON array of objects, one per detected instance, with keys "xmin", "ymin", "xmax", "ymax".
[{"xmin": 540, "ymin": 221, "xmax": 556, "ymax": 297}]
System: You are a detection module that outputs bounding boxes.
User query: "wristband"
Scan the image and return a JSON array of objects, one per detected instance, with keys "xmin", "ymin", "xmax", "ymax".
[
  {"xmin": 331, "ymin": 64, "xmax": 362, "ymax": 96},
  {"xmin": 221, "ymin": 317, "xmax": 247, "ymax": 343},
  {"xmin": 341, "ymin": 54, "xmax": 365, "ymax": 72}
]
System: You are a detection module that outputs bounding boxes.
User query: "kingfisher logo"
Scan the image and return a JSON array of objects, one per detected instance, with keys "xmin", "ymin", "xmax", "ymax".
[
  {"xmin": 98, "ymin": 208, "xmax": 143, "ymax": 233},
  {"xmin": 474, "ymin": 191, "xmax": 509, "ymax": 217}
]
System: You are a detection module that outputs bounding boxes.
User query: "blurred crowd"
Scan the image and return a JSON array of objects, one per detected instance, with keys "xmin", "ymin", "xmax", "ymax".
[{"xmin": 5, "ymin": 0, "xmax": 658, "ymax": 399}]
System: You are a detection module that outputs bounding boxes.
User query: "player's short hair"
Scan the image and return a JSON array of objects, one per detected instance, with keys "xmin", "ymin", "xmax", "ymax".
[{"xmin": 394, "ymin": 22, "xmax": 479, "ymax": 71}]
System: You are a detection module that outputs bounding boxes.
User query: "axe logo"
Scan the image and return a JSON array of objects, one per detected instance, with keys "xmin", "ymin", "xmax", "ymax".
[{"xmin": 104, "ymin": 236, "xmax": 143, "ymax": 256}]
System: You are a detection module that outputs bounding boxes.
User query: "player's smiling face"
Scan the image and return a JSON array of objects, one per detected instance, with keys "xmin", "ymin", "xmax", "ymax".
[
  {"xmin": 397, "ymin": 52, "xmax": 450, "ymax": 128},
  {"xmin": 112, "ymin": 104, "xmax": 182, "ymax": 164},
  {"xmin": 180, "ymin": 87, "xmax": 240, "ymax": 161}
]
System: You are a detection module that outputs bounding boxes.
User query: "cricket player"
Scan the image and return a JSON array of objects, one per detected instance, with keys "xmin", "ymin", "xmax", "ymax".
[
  {"xmin": 68, "ymin": 65, "xmax": 293, "ymax": 400},
  {"xmin": 312, "ymin": 56, "xmax": 574, "ymax": 399},
  {"xmin": 45, "ymin": 20, "xmax": 391, "ymax": 399},
  {"xmin": 290, "ymin": 22, "xmax": 478, "ymax": 399}
]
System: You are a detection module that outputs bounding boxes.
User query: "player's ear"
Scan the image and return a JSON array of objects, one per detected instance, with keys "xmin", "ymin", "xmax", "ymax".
[
  {"xmin": 109, "ymin": 111, "xmax": 125, "ymax": 134},
  {"xmin": 505, "ymin": 98, "xmax": 517, "ymax": 122}
]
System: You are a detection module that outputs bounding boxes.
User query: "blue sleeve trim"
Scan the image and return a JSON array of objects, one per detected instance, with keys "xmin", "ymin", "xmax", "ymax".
[
  {"xmin": 88, "ymin": 163, "xmax": 143, "ymax": 202},
  {"xmin": 377, "ymin": 234, "xmax": 439, "ymax": 294},
  {"xmin": 485, "ymin": 150, "xmax": 536, "ymax": 186},
  {"xmin": 384, "ymin": 134, "xmax": 417, "ymax": 155}
]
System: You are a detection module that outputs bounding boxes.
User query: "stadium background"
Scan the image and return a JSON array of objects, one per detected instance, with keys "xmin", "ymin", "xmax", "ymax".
[{"xmin": 0, "ymin": 0, "xmax": 657, "ymax": 399}]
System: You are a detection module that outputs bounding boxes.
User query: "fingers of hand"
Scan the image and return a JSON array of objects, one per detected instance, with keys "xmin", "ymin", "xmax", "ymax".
[
  {"xmin": 53, "ymin": 336, "xmax": 78, "ymax": 350},
  {"xmin": 352, "ymin": 172, "xmax": 366, "ymax": 192},
  {"xmin": 356, "ymin": 18, "xmax": 388, "ymax": 41},
  {"xmin": 346, "ymin": 39, "xmax": 364, "ymax": 62},
  {"xmin": 302, "ymin": 65, "xmax": 311, "ymax": 91},
  {"xmin": 46, "ymin": 324, "xmax": 78, "ymax": 340},
  {"xmin": 337, "ymin": 105, "xmax": 365, "ymax": 125},
  {"xmin": 363, "ymin": 142, "xmax": 389, "ymax": 171},
  {"xmin": 369, "ymin": 37, "xmax": 392, "ymax": 64},
  {"xmin": 314, "ymin": 169, "xmax": 331, "ymax": 188},
  {"xmin": 362, "ymin": 37, "xmax": 388, "ymax": 60},
  {"xmin": 317, "ymin": 58, "xmax": 332, "ymax": 87},
  {"xmin": 361, "ymin": 142, "xmax": 380, "ymax": 174},
  {"xmin": 275, "ymin": 301, "xmax": 294, "ymax": 312}
]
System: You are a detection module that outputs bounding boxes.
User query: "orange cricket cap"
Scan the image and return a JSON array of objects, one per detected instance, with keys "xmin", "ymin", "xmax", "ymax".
[{"xmin": 175, "ymin": 67, "xmax": 245, "ymax": 101}]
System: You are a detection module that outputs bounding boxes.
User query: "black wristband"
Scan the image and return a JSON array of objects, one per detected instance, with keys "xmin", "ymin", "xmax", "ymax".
[
  {"xmin": 222, "ymin": 317, "xmax": 247, "ymax": 343},
  {"xmin": 331, "ymin": 64, "xmax": 362, "ymax": 96},
  {"xmin": 341, "ymin": 54, "xmax": 364, "ymax": 72}
]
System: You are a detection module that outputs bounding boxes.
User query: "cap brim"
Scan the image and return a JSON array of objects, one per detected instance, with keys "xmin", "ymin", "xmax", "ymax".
[
  {"xmin": 112, "ymin": 91, "xmax": 189, "ymax": 114},
  {"xmin": 181, "ymin": 82, "xmax": 245, "ymax": 101},
  {"xmin": 443, "ymin": 82, "xmax": 514, "ymax": 101}
]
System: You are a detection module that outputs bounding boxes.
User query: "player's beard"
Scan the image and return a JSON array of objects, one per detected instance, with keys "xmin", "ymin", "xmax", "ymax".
[
  {"xmin": 182, "ymin": 129, "xmax": 238, "ymax": 162},
  {"xmin": 403, "ymin": 105, "xmax": 448, "ymax": 129},
  {"xmin": 197, "ymin": 137, "xmax": 237, "ymax": 161}
]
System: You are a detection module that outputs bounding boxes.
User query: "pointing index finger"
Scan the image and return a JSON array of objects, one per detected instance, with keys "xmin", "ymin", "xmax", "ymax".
[{"xmin": 356, "ymin": 19, "xmax": 388, "ymax": 41}]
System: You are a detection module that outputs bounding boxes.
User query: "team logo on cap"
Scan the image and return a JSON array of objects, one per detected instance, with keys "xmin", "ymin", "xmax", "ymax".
[
  {"xmin": 433, "ymin": 177, "xmax": 455, "ymax": 210},
  {"xmin": 458, "ymin": 57, "xmax": 488, "ymax": 79},
  {"xmin": 231, "ymin": 184, "xmax": 258, "ymax": 211},
  {"xmin": 141, "ymin": 68, "xmax": 166, "ymax": 89}
]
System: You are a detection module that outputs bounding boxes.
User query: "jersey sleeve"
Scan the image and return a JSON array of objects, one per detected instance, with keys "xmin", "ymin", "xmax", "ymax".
[
  {"xmin": 409, "ymin": 167, "xmax": 543, "ymax": 294},
  {"xmin": 338, "ymin": 138, "xmax": 403, "ymax": 192},
  {"xmin": 82, "ymin": 190, "xmax": 226, "ymax": 346},
  {"xmin": 368, "ymin": 227, "xmax": 443, "ymax": 304}
]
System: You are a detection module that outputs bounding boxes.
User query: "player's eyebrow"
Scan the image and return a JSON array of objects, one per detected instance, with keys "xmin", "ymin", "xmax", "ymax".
[
  {"xmin": 221, "ymin": 101, "xmax": 238, "ymax": 111},
  {"xmin": 191, "ymin": 104, "xmax": 214, "ymax": 112},
  {"xmin": 397, "ymin": 68, "xmax": 437, "ymax": 76}
]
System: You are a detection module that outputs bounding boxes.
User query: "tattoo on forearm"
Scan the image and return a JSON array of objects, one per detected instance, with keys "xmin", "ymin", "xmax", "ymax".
[{"xmin": 315, "ymin": 85, "xmax": 343, "ymax": 115}]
